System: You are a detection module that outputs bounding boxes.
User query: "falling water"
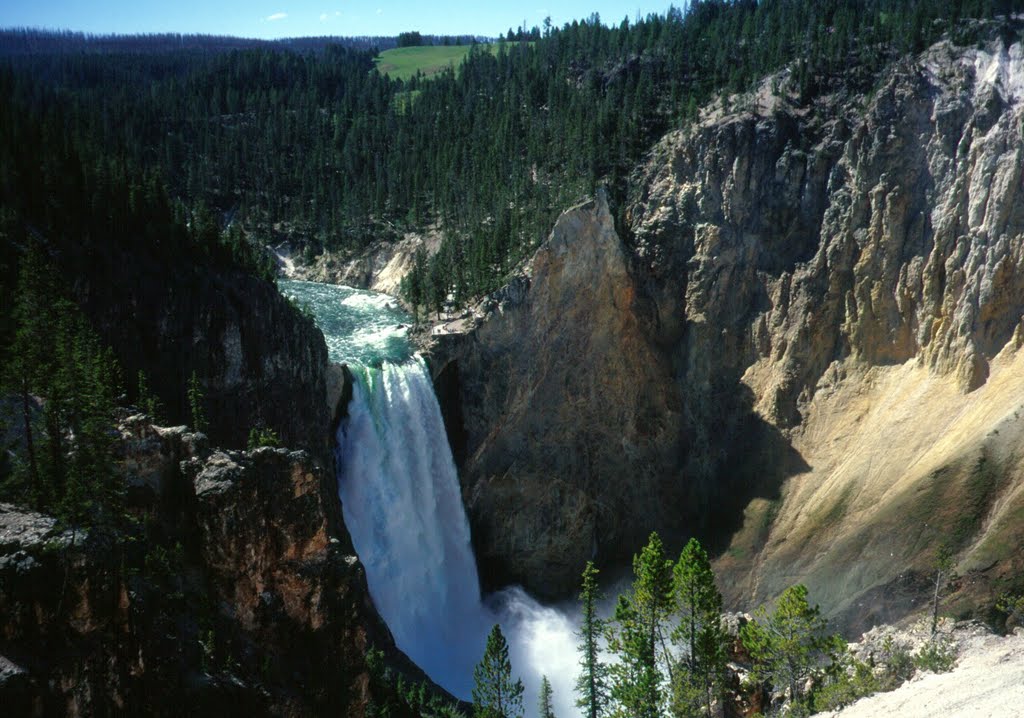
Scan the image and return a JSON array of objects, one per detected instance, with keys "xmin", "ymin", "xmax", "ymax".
[
  {"xmin": 280, "ymin": 280, "xmax": 581, "ymax": 717},
  {"xmin": 336, "ymin": 358, "xmax": 489, "ymax": 693}
]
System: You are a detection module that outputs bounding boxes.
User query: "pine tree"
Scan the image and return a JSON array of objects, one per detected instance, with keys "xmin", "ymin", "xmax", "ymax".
[
  {"xmin": 61, "ymin": 330, "xmax": 123, "ymax": 530},
  {"xmin": 740, "ymin": 584, "xmax": 840, "ymax": 712},
  {"xmin": 575, "ymin": 561, "xmax": 609, "ymax": 718},
  {"xmin": 473, "ymin": 624, "xmax": 524, "ymax": 718},
  {"xmin": 6, "ymin": 245, "xmax": 54, "ymax": 507},
  {"xmin": 136, "ymin": 370, "xmax": 163, "ymax": 420},
  {"xmin": 671, "ymin": 538, "xmax": 728, "ymax": 718},
  {"xmin": 187, "ymin": 370, "xmax": 208, "ymax": 434},
  {"xmin": 538, "ymin": 675, "xmax": 556, "ymax": 718},
  {"xmin": 607, "ymin": 532, "xmax": 673, "ymax": 718},
  {"xmin": 4, "ymin": 245, "xmax": 124, "ymax": 528}
]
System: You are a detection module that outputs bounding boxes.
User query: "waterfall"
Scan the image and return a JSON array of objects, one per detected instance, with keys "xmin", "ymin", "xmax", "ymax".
[
  {"xmin": 336, "ymin": 358, "xmax": 488, "ymax": 693},
  {"xmin": 336, "ymin": 357, "xmax": 580, "ymax": 716},
  {"xmin": 278, "ymin": 275, "xmax": 581, "ymax": 716}
]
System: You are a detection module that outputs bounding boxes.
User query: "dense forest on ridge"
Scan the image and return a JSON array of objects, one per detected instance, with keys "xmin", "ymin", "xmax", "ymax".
[{"xmin": 3, "ymin": 0, "xmax": 1022, "ymax": 314}]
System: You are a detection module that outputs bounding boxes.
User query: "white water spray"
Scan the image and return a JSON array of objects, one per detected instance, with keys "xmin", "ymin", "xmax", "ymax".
[{"xmin": 336, "ymin": 358, "xmax": 582, "ymax": 716}]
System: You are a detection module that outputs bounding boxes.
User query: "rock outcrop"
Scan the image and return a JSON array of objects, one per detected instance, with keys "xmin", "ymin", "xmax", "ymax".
[
  {"xmin": 428, "ymin": 35, "xmax": 1024, "ymax": 623},
  {"xmin": 0, "ymin": 416, "xmax": 432, "ymax": 717},
  {"xmin": 822, "ymin": 621, "xmax": 1024, "ymax": 718},
  {"xmin": 427, "ymin": 191, "xmax": 683, "ymax": 596},
  {"xmin": 289, "ymin": 230, "xmax": 442, "ymax": 298},
  {"xmin": 70, "ymin": 259, "xmax": 332, "ymax": 458},
  {"xmin": 631, "ymin": 39, "xmax": 1024, "ymax": 428}
]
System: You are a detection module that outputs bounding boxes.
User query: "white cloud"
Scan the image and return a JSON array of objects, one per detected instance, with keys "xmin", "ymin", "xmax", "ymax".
[
  {"xmin": 266, "ymin": 12, "xmax": 287, "ymax": 21},
  {"xmin": 319, "ymin": 13, "xmax": 329, "ymax": 21},
  {"xmin": 376, "ymin": 8, "xmax": 382, "ymax": 14}
]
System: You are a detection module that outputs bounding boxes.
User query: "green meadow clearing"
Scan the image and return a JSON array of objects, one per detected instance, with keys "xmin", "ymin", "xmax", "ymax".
[
  {"xmin": 373, "ymin": 43, "xmax": 532, "ymax": 82},
  {"xmin": 373, "ymin": 45, "xmax": 475, "ymax": 81}
]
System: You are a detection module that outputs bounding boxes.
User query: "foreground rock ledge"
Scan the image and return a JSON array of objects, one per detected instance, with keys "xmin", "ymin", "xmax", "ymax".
[{"xmin": 0, "ymin": 416, "xmax": 439, "ymax": 717}]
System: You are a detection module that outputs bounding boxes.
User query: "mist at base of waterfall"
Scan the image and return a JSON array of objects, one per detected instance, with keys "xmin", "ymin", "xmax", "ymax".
[{"xmin": 337, "ymin": 360, "xmax": 582, "ymax": 716}]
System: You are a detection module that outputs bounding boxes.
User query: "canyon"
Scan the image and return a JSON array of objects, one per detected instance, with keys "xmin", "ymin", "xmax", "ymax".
[
  {"xmin": 423, "ymin": 37, "xmax": 1024, "ymax": 630},
  {"xmin": 4, "ymin": 22, "xmax": 1024, "ymax": 718}
]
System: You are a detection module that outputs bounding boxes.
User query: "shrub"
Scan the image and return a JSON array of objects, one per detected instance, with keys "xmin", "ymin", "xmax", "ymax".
[
  {"xmin": 913, "ymin": 639, "xmax": 957, "ymax": 674},
  {"xmin": 812, "ymin": 657, "xmax": 880, "ymax": 712},
  {"xmin": 247, "ymin": 426, "xmax": 281, "ymax": 449},
  {"xmin": 878, "ymin": 635, "xmax": 915, "ymax": 690},
  {"xmin": 996, "ymin": 592, "xmax": 1024, "ymax": 630}
]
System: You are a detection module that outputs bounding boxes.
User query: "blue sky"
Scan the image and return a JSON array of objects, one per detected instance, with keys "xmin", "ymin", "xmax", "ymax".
[{"xmin": 1, "ymin": 1, "xmax": 676, "ymax": 39}]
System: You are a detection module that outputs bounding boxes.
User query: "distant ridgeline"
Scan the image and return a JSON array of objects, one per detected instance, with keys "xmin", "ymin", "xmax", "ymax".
[
  {"xmin": 1, "ymin": 1, "xmax": 1020, "ymax": 308},
  {"xmin": 0, "ymin": 29, "xmax": 400, "ymax": 54},
  {"xmin": 0, "ymin": 29, "xmax": 491, "ymax": 56}
]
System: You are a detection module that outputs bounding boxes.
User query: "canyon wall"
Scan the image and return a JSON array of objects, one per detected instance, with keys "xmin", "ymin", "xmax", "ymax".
[
  {"xmin": 0, "ymin": 416, "xmax": 435, "ymax": 716},
  {"xmin": 431, "ymin": 37, "xmax": 1024, "ymax": 626},
  {"xmin": 429, "ymin": 192, "xmax": 682, "ymax": 597},
  {"xmin": 4, "ymin": 215, "xmax": 434, "ymax": 711},
  {"xmin": 287, "ymin": 230, "xmax": 442, "ymax": 298},
  {"xmin": 68, "ymin": 259, "xmax": 332, "ymax": 458}
]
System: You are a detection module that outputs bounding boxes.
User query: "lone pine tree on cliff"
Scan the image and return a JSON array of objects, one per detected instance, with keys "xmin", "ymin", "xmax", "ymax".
[
  {"xmin": 671, "ymin": 538, "xmax": 728, "ymax": 718},
  {"xmin": 473, "ymin": 623, "xmax": 524, "ymax": 718},
  {"xmin": 576, "ymin": 560, "xmax": 610, "ymax": 718}
]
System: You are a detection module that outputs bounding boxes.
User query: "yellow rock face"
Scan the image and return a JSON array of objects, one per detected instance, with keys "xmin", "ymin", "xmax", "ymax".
[{"xmin": 423, "ymin": 40, "xmax": 1024, "ymax": 627}]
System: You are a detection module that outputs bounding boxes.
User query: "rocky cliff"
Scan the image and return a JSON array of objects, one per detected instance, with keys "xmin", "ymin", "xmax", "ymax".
[
  {"xmin": 68, "ymin": 256, "xmax": 331, "ymax": 458},
  {"xmin": 429, "ymin": 36, "xmax": 1024, "ymax": 625},
  {"xmin": 632, "ymin": 36, "xmax": 1024, "ymax": 629},
  {"xmin": 0, "ymin": 416, "xmax": 434, "ymax": 716},
  {"xmin": 285, "ymin": 230, "xmax": 442, "ymax": 298},
  {"xmin": 428, "ymin": 192, "xmax": 682, "ymax": 596}
]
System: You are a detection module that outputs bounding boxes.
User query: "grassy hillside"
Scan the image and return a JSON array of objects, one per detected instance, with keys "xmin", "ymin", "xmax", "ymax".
[
  {"xmin": 373, "ymin": 45, "xmax": 475, "ymax": 81},
  {"xmin": 373, "ymin": 43, "xmax": 532, "ymax": 81}
]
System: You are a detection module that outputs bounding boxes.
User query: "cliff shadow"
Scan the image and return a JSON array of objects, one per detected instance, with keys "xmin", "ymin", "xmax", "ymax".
[
  {"xmin": 429, "ymin": 356, "xmax": 468, "ymax": 467},
  {"xmin": 698, "ymin": 382, "xmax": 811, "ymax": 558}
]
